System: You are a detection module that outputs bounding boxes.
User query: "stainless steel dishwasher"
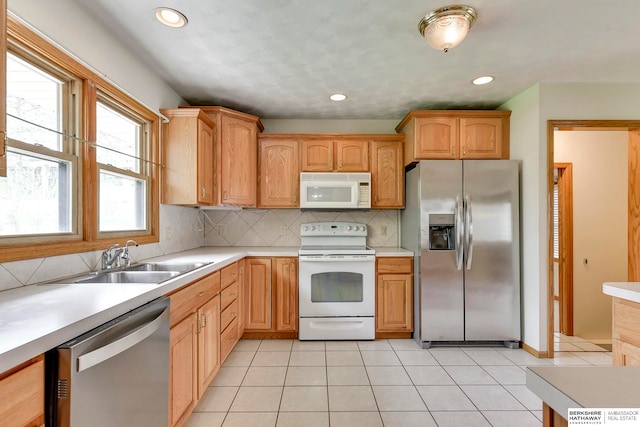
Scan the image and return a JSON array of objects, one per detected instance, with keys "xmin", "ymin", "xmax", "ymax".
[{"xmin": 46, "ymin": 297, "xmax": 170, "ymax": 427}]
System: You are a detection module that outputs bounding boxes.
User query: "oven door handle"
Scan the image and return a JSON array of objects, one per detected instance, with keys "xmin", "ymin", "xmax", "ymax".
[{"xmin": 299, "ymin": 256, "xmax": 376, "ymax": 262}]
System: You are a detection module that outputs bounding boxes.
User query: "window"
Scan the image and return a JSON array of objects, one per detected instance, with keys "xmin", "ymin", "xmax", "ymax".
[
  {"xmin": 0, "ymin": 16, "xmax": 160, "ymax": 261},
  {"xmin": 0, "ymin": 52, "xmax": 78, "ymax": 238},
  {"xmin": 96, "ymin": 98, "xmax": 149, "ymax": 233}
]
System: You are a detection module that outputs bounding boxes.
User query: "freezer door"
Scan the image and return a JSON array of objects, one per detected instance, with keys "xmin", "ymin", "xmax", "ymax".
[
  {"xmin": 463, "ymin": 160, "xmax": 520, "ymax": 341},
  {"xmin": 419, "ymin": 160, "xmax": 464, "ymax": 342}
]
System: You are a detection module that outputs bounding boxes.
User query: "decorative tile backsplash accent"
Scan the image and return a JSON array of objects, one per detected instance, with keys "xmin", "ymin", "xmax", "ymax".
[
  {"xmin": 0, "ymin": 206, "xmax": 399, "ymax": 292},
  {"xmin": 202, "ymin": 209, "xmax": 400, "ymax": 248},
  {"xmin": 0, "ymin": 205, "xmax": 203, "ymax": 292}
]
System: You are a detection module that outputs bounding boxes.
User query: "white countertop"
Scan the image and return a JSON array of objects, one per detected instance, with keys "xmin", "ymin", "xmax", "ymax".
[
  {"xmin": 0, "ymin": 245, "xmax": 412, "ymax": 373},
  {"xmin": 527, "ymin": 366, "xmax": 640, "ymax": 418},
  {"xmin": 603, "ymin": 282, "xmax": 640, "ymax": 303}
]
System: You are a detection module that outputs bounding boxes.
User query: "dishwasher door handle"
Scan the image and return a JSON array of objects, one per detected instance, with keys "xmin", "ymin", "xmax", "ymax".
[{"xmin": 77, "ymin": 306, "xmax": 170, "ymax": 372}]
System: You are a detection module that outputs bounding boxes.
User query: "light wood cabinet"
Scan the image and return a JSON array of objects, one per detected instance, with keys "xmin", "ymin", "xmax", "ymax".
[
  {"xmin": 237, "ymin": 259, "xmax": 246, "ymax": 337},
  {"xmin": 245, "ymin": 258, "xmax": 272, "ymax": 330},
  {"xmin": 612, "ymin": 297, "xmax": 640, "ymax": 365},
  {"xmin": 396, "ymin": 110, "xmax": 511, "ymax": 166},
  {"xmin": 376, "ymin": 257, "xmax": 413, "ymax": 338},
  {"xmin": 220, "ymin": 262, "xmax": 241, "ymax": 362},
  {"xmin": 258, "ymin": 137, "xmax": 300, "ymax": 208},
  {"xmin": 301, "ymin": 139, "xmax": 368, "ymax": 172},
  {"xmin": 0, "ymin": 355, "xmax": 44, "ymax": 427},
  {"xmin": 160, "ymin": 109, "xmax": 215, "ymax": 205},
  {"xmin": 167, "ymin": 272, "xmax": 221, "ymax": 427},
  {"xmin": 184, "ymin": 107, "xmax": 263, "ymax": 207},
  {"xmin": 243, "ymin": 257, "xmax": 298, "ymax": 339},
  {"xmin": 274, "ymin": 258, "xmax": 298, "ymax": 332},
  {"xmin": 371, "ymin": 139, "xmax": 404, "ymax": 208}
]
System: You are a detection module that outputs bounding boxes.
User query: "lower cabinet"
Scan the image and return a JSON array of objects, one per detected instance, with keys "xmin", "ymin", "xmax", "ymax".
[
  {"xmin": 0, "ymin": 355, "xmax": 44, "ymax": 427},
  {"xmin": 220, "ymin": 262, "xmax": 241, "ymax": 363},
  {"xmin": 168, "ymin": 271, "xmax": 221, "ymax": 427},
  {"xmin": 244, "ymin": 257, "xmax": 298, "ymax": 338},
  {"xmin": 376, "ymin": 257, "xmax": 413, "ymax": 338},
  {"xmin": 612, "ymin": 297, "xmax": 640, "ymax": 366}
]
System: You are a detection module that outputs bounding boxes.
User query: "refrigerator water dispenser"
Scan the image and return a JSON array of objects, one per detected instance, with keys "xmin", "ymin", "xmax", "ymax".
[{"xmin": 428, "ymin": 214, "xmax": 455, "ymax": 250}]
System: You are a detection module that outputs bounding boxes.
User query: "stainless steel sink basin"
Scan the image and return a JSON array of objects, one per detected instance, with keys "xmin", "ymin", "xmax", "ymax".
[
  {"xmin": 74, "ymin": 271, "xmax": 181, "ymax": 284},
  {"xmin": 126, "ymin": 262, "xmax": 209, "ymax": 273}
]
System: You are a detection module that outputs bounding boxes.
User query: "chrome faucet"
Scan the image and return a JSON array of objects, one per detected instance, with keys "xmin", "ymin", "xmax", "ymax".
[{"xmin": 101, "ymin": 240, "xmax": 139, "ymax": 270}]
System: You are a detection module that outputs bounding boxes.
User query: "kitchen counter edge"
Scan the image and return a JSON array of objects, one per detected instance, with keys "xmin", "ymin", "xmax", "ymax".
[{"xmin": 603, "ymin": 282, "xmax": 640, "ymax": 303}]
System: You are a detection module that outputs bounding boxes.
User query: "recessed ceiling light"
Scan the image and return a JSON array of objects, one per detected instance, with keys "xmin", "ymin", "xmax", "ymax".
[
  {"xmin": 155, "ymin": 7, "xmax": 188, "ymax": 28},
  {"xmin": 329, "ymin": 93, "xmax": 347, "ymax": 101},
  {"xmin": 472, "ymin": 75, "xmax": 494, "ymax": 85}
]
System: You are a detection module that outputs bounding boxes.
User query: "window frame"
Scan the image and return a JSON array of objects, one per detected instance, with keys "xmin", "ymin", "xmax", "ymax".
[{"xmin": 0, "ymin": 15, "xmax": 160, "ymax": 262}]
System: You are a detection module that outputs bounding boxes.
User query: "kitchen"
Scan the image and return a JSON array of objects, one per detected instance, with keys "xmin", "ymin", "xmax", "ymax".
[{"xmin": 2, "ymin": 1, "xmax": 640, "ymax": 427}]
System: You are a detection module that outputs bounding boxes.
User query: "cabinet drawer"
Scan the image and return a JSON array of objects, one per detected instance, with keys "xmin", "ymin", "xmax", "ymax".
[
  {"xmin": 169, "ymin": 272, "xmax": 221, "ymax": 327},
  {"xmin": 613, "ymin": 298, "xmax": 640, "ymax": 346},
  {"xmin": 220, "ymin": 318, "xmax": 239, "ymax": 362},
  {"xmin": 221, "ymin": 300, "xmax": 238, "ymax": 332},
  {"xmin": 0, "ymin": 356, "xmax": 45, "ymax": 427},
  {"xmin": 377, "ymin": 257, "xmax": 412, "ymax": 274},
  {"xmin": 221, "ymin": 263, "xmax": 238, "ymax": 289},
  {"xmin": 221, "ymin": 281, "xmax": 238, "ymax": 311}
]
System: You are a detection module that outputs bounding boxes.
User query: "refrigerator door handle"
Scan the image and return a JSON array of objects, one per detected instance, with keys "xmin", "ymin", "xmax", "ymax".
[
  {"xmin": 465, "ymin": 194, "xmax": 474, "ymax": 270},
  {"xmin": 455, "ymin": 195, "xmax": 464, "ymax": 270}
]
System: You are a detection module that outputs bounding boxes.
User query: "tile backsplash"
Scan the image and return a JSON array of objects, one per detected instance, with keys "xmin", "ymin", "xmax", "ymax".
[
  {"xmin": 0, "ymin": 205, "xmax": 203, "ymax": 292},
  {"xmin": 202, "ymin": 209, "xmax": 399, "ymax": 248},
  {"xmin": 0, "ymin": 207, "xmax": 400, "ymax": 292}
]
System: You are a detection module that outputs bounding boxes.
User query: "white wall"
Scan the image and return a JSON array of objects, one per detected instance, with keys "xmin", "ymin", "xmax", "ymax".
[
  {"xmin": 8, "ymin": 0, "xmax": 184, "ymax": 112},
  {"xmin": 555, "ymin": 130, "xmax": 628, "ymax": 342},
  {"xmin": 503, "ymin": 82, "xmax": 640, "ymax": 352}
]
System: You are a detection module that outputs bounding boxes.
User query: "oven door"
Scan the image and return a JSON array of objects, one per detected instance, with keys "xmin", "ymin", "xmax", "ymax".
[{"xmin": 298, "ymin": 255, "xmax": 375, "ymax": 317}]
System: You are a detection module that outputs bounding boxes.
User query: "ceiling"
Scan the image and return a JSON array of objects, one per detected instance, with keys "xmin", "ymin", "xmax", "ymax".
[{"xmin": 70, "ymin": 0, "xmax": 640, "ymax": 119}]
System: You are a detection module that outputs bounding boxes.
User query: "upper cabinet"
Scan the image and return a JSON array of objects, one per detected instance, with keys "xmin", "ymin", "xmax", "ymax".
[
  {"xmin": 161, "ymin": 109, "xmax": 215, "ymax": 206},
  {"xmin": 258, "ymin": 137, "xmax": 300, "ymax": 208},
  {"xmin": 396, "ymin": 110, "xmax": 511, "ymax": 166},
  {"xmin": 301, "ymin": 139, "xmax": 368, "ymax": 172},
  {"xmin": 371, "ymin": 139, "xmax": 404, "ymax": 208}
]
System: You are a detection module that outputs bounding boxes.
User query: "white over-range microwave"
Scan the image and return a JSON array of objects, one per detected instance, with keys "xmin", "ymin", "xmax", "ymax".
[{"xmin": 299, "ymin": 172, "xmax": 371, "ymax": 210}]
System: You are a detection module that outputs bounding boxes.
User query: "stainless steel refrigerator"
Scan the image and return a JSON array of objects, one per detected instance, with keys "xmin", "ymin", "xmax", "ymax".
[{"xmin": 401, "ymin": 160, "xmax": 520, "ymax": 348}]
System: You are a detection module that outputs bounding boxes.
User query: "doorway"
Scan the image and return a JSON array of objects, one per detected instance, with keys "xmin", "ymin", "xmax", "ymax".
[
  {"xmin": 547, "ymin": 121, "xmax": 640, "ymax": 358},
  {"xmin": 554, "ymin": 163, "xmax": 573, "ymax": 337}
]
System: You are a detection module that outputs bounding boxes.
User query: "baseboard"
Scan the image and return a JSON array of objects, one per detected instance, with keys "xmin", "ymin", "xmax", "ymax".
[
  {"xmin": 522, "ymin": 341, "xmax": 551, "ymax": 358},
  {"xmin": 375, "ymin": 332, "xmax": 412, "ymax": 339},
  {"xmin": 241, "ymin": 331, "xmax": 298, "ymax": 340}
]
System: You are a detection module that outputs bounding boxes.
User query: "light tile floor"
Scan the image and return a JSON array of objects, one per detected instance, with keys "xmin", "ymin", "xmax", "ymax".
[{"xmin": 186, "ymin": 339, "xmax": 612, "ymax": 427}]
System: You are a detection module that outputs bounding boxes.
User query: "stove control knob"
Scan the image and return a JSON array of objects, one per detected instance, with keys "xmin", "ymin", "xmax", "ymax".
[
  {"xmin": 346, "ymin": 225, "xmax": 353, "ymax": 231},
  {"xmin": 303, "ymin": 225, "xmax": 308, "ymax": 232},
  {"xmin": 310, "ymin": 225, "xmax": 316, "ymax": 231}
]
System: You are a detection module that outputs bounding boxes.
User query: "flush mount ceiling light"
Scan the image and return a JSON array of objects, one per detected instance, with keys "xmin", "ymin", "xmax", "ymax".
[
  {"xmin": 472, "ymin": 75, "xmax": 494, "ymax": 85},
  {"xmin": 418, "ymin": 5, "xmax": 477, "ymax": 53},
  {"xmin": 329, "ymin": 93, "xmax": 348, "ymax": 101},
  {"xmin": 155, "ymin": 7, "xmax": 188, "ymax": 28}
]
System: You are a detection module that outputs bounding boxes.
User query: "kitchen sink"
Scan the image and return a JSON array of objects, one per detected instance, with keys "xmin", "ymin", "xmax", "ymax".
[
  {"xmin": 40, "ymin": 261, "xmax": 212, "ymax": 285},
  {"xmin": 126, "ymin": 262, "xmax": 209, "ymax": 273},
  {"xmin": 74, "ymin": 271, "xmax": 181, "ymax": 284}
]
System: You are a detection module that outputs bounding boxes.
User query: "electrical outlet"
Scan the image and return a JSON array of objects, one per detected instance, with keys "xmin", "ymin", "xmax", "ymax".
[
  {"xmin": 280, "ymin": 226, "xmax": 288, "ymax": 236},
  {"xmin": 380, "ymin": 225, "xmax": 387, "ymax": 237},
  {"xmin": 218, "ymin": 225, "xmax": 227, "ymax": 236},
  {"xmin": 165, "ymin": 226, "xmax": 173, "ymax": 239}
]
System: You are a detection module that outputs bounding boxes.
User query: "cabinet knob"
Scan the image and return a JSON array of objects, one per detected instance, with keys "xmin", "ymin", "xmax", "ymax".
[
  {"xmin": 230, "ymin": 293, "xmax": 236, "ymax": 298},
  {"xmin": 329, "ymin": 159, "xmax": 333, "ymax": 169},
  {"xmin": 201, "ymin": 313, "xmax": 207, "ymax": 328},
  {"xmin": 200, "ymin": 187, "xmax": 206, "ymax": 198},
  {"xmin": 223, "ymin": 191, "xmax": 228, "ymax": 200},
  {"xmin": 198, "ymin": 291, "xmax": 205, "ymax": 297}
]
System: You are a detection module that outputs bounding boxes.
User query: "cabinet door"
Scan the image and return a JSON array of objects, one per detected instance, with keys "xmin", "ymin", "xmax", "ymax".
[
  {"xmin": 220, "ymin": 115, "xmax": 257, "ymax": 206},
  {"xmin": 197, "ymin": 118, "xmax": 214, "ymax": 204},
  {"xmin": 274, "ymin": 258, "xmax": 298, "ymax": 332},
  {"xmin": 170, "ymin": 314, "xmax": 197, "ymax": 427},
  {"xmin": 376, "ymin": 274, "xmax": 413, "ymax": 332},
  {"xmin": 259, "ymin": 139, "xmax": 300, "ymax": 207},
  {"xmin": 335, "ymin": 140, "xmax": 368, "ymax": 171},
  {"xmin": 415, "ymin": 117, "xmax": 458, "ymax": 159},
  {"xmin": 0, "ymin": 355, "xmax": 44, "ymax": 427},
  {"xmin": 459, "ymin": 117, "xmax": 503, "ymax": 159},
  {"xmin": 237, "ymin": 259, "xmax": 246, "ymax": 336},
  {"xmin": 613, "ymin": 339, "xmax": 640, "ymax": 366},
  {"xmin": 197, "ymin": 295, "xmax": 220, "ymax": 399},
  {"xmin": 301, "ymin": 140, "xmax": 333, "ymax": 171},
  {"xmin": 245, "ymin": 258, "xmax": 272, "ymax": 330},
  {"xmin": 371, "ymin": 140, "xmax": 403, "ymax": 208}
]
